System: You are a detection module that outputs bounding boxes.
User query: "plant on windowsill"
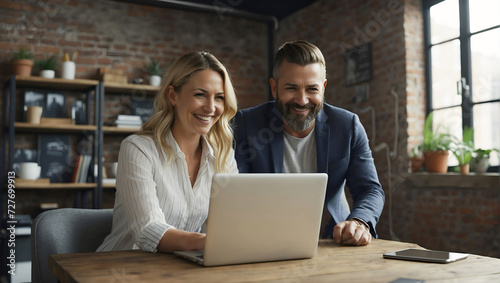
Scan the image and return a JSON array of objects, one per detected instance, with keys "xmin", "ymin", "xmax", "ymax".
[
  {"xmin": 422, "ymin": 112, "xmax": 452, "ymax": 173},
  {"xmin": 450, "ymin": 126, "xmax": 474, "ymax": 175},
  {"xmin": 409, "ymin": 144, "xmax": 424, "ymax": 172},
  {"xmin": 11, "ymin": 47, "xmax": 34, "ymax": 77},
  {"xmin": 144, "ymin": 59, "xmax": 164, "ymax": 87},
  {"xmin": 472, "ymin": 148, "xmax": 498, "ymax": 174},
  {"xmin": 34, "ymin": 55, "xmax": 58, "ymax": 79}
]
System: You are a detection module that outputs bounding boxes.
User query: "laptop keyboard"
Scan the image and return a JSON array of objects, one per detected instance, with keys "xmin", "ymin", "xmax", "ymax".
[{"xmin": 196, "ymin": 254, "xmax": 204, "ymax": 260}]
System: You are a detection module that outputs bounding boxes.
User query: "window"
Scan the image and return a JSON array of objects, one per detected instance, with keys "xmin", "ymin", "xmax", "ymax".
[{"xmin": 423, "ymin": 0, "xmax": 500, "ymax": 169}]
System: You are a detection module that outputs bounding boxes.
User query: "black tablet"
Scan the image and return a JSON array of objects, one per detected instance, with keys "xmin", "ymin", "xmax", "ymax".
[{"xmin": 383, "ymin": 248, "xmax": 468, "ymax": 264}]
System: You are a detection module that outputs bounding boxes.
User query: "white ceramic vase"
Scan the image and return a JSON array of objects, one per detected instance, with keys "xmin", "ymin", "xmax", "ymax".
[
  {"xmin": 472, "ymin": 156, "xmax": 489, "ymax": 174},
  {"xmin": 149, "ymin": 75, "xmax": 161, "ymax": 86},
  {"xmin": 40, "ymin": 70, "xmax": 55, "ymax": 79}
]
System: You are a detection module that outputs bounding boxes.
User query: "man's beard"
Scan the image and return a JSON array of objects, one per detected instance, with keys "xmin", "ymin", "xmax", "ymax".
[{"xmin": 275, "ymin": 92, "xmax": 323, "ymax": 132}]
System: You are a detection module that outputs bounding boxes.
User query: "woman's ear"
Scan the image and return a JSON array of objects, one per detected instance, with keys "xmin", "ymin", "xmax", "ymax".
[{"xmin": 166, "ymin": 85, "xmax": 177, "ymax": 106}]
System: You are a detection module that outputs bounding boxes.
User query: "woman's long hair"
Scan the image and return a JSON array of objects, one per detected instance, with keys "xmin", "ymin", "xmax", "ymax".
[{"xmin": 139, "ymin": 51, "xmax": 237, "ymax": 173}]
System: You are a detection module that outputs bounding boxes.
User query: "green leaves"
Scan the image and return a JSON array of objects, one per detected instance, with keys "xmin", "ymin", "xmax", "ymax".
[
  {"xmin": 422, "ymin": 112, "xmax": 452, "ymax": 152},
  {"xmin": 34, "ymin": 55, "xmax": 58, "ymax": 71},
  {"xmin": 144, "ymin": 59, "xmax": 164, "ymax": 76}
]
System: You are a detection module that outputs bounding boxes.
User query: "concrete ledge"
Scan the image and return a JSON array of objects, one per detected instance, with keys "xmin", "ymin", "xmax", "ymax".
[{"xmin": 406, "ymin": 172, "xmax": 500, "ymax": 189}]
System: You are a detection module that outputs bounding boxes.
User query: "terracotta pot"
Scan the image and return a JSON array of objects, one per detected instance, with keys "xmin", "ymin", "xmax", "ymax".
[
  {"xmin": 459, "ymin": 164, "xmax": 470, "ymax": 175},
  {"xmin": 423, "ymin": 150, "xmax": 449, "ymax": 173},
  {"xmin": 410, "ymin": 157, "xmax": 424, "ymax": 172},
  {"xmin": 11, "ymin": 59, "xmax": 34, "ymax": 76}
]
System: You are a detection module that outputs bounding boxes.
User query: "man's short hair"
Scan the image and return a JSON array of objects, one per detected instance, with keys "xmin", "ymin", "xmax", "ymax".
[{"xmin": 272, "ymin": 40, "xmax": 326, "ymax": 79}]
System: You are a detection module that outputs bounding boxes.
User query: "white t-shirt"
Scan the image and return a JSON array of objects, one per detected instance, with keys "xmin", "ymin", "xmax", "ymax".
[{"xmin": 282, "ymin": 128, "xmax": 317, "ymax": 173}]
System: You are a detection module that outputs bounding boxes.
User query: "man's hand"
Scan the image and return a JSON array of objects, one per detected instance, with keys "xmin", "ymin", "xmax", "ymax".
[{"xmin": 333, "ymin": 219, "xmax": 371, "ymax": 246}]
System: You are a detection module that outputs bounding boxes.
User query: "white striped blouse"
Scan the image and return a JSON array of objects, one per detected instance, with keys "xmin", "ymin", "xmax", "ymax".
[{"xmin": 97, "ymin": 131, "xmax": 238, "ymax": 252}]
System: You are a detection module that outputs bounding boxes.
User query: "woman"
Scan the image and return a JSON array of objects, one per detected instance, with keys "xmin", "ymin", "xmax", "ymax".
[{"xmin": 97, "ymin": 51, "xmax": 238, "ymax": 253}]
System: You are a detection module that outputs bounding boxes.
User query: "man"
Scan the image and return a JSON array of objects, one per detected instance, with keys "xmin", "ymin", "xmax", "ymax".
[{"xmin": 233, "ymin": 40, "xmax": 384, "ymax": 246}]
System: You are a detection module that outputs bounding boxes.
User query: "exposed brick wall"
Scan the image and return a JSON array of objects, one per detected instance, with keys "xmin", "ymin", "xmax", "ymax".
[
  {"xmin": 275, "ymin": 0, "xmax": 499, "ymax": 259},
  {"xmin": 1, "ymin": 0, "xmax": 498, "ymax": 259},
  {"xmin": 0, "ymin": 0, "xmax": 269, "ymax": 108}
]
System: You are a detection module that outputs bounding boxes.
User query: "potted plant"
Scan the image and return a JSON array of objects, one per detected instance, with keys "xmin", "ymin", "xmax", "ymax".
[
  {"xmin": 472, "ymin": 148, "xmax": 498, "ymax": 174},
  {"xmin": 144, "ymin": 59, "xmax": 164, "ymax": 86},
  {"xmin": 422, "ymin": 112, "xmax": 452, "ymax": 173},
  {"xmin": 34, "ymin": 55, "xmax": 58, "ymax": 79},
  {"xmin": 11, "ymin": 47, "xmax": 34, "ymax": 77},
  {"xmin": 450, "ymin": 127, "xmax": 474, "ymax": 175},
  {"xmin": 409, "ymin": 145, "xmax": 424, "ymax": 172}
]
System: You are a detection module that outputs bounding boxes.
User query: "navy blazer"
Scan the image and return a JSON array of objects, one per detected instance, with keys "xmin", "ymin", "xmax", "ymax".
[{"xmin": 233, "ymin": 101, "xmax": 385, "ymax": 238}]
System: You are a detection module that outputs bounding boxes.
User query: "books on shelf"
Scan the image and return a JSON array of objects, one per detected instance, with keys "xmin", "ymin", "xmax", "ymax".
[
  {"xmin": 114, "ymin": 114, "xmax": 142, "ymax": 129},
  {"xmin": 72, "ymin": 154, "xmax": 92, "ymax": 183}
]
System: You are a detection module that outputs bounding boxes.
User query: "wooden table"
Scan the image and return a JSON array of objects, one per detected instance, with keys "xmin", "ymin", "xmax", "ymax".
[{"xmin": 49, "ymin": 239, "xmax": 500, "ymax": 282}]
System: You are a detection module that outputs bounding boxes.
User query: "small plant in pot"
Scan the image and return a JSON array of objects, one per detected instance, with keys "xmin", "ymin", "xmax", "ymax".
[
  {"xmin": 34, "ymin": 55, "xmax": 58, "ymax": 79},
  {"xmin": 144, "ymin": 59, "xmax": 164, "ymax": 86},
  {"xmin": 472, "ymin": 148, "xmax": 498, "ymax": 174},
  {"xmin": 422, "ymin": 112, "xmax": 452, "ymax": 173},
  {"xmin": 11, "ymin": 47, "xmax": 34, "ymax": 77},
  {"xmin": 450, "ymin": 127, "xmax": 474, "ymax": 175},
  {"xmin": 409, "ymin": 145, "xmax": 424, "ymax": 172}
]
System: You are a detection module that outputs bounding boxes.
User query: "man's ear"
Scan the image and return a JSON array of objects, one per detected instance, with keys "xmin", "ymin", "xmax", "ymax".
[
  {"xmin": 166, "ymin": 85, "xmax": 177, "ymax": 105},
  {"xmin": 323, "ymin": 79, "xmax": 328, "ymax": 93},
  {"xmin": 270, "ymin": 77, "xmax": 277, "ymax": 99}
]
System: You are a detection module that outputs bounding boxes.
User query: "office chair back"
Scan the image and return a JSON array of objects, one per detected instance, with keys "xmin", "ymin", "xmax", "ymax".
[{"xmin": 31, "ymin": 208, "xmax": 113, "ymax": 283}]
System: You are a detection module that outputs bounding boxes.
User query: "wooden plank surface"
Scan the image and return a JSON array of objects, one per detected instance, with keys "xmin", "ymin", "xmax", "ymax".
[
  {"xmin": 15, "ymin": 122, "xmax": 97, "ymax": 132},
  {"xmin": 49, "ymin": 239, "xmax": 500, "ymax": 283}
]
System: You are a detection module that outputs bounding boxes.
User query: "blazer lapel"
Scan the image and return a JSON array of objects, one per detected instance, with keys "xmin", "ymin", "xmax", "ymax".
[
  {"xmin": 315, "ymin": 110, "xmax": 330, "ymax": 173},
  {"xmin": 269, "ymin": 106, "xmax": 284, "ymax": 173}
]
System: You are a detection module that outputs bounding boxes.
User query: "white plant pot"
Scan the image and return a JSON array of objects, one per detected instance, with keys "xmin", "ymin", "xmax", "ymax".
[
  {"xmin": 40, "ymin": 69, "xmax": 55, "ymax": 79},
  {"xmin": 472, "ymin": 156, "xmax": 489, "ymax": 174},
  {"xmin": 149, "ymin": 75, "xmax": 161, "ymax": 86}
]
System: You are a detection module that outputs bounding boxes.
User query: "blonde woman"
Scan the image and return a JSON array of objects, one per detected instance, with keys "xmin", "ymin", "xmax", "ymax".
[{"xmin": 98, "ymin": 51, "xmax": 238, "ymax": 253}]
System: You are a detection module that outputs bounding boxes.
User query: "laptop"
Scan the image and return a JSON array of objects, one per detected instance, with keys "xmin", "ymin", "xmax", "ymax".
[{"xmin": 174, "ymin": 173, "xmax": 328, "ymax": 266}]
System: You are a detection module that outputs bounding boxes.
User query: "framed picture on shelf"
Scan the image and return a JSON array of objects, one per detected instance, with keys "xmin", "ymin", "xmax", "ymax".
[
  {"xmin": 71, "ymin": 100, "xmax": 86, "ymax": 125},
  {"xmin": 38, "ymin": 134, "xmax": 73, "ymax": 183},
  {"xmin": 130, "ymin": 98, "xmax": 154, "ymax": 123},
  {"xmin": 23, "ymin": 90, "xmax": 45, "ymax": 120},
  {"xmin": 45, "ymin": 92, "xmax": 66, "ymax": 118}
]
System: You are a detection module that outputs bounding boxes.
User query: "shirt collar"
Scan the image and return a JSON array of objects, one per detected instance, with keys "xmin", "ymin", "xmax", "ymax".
[{"xmin": 167, "ymin": 131, "xmax": 215, "ymax": 161}]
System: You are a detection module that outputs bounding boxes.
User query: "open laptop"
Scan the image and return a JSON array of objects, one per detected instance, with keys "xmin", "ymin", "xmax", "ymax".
[{"xmin": 174, "ymin": 173, "xmax": 328, "ymax": 266}]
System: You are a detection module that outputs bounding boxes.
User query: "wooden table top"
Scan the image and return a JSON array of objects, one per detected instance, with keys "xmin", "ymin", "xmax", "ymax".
[{"xmin": 49, "ymin": 239, "xmax": 500, "ymax": 283}]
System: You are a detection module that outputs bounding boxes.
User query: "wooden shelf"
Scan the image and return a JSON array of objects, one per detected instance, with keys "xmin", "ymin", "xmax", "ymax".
[
  {"xmin": 14, "ymin": 76, "xmax": 99, "ymax": 91},
  {"xmin": 15, "ymin": 122, "xmax": 97, "ymax": 132},
  {"xmin": 15, "ymin": 183, "xmax": 98, "ymax": 189},
  {"xmin": 103, "ymin": 126, "xmax": 139, "ymax": 134},
  {"xmin": 104, "ymin": 82, "xmax": 160, "ymax": 94},
  {"xmin": 102, "ymin": 183, "xmax": 116, "ymax": 189}
]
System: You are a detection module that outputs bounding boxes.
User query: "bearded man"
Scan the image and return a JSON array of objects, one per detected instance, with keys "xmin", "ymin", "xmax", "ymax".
[{"xmin": 233, "ymin": 40, "xmax": 385, "ymax": 246}]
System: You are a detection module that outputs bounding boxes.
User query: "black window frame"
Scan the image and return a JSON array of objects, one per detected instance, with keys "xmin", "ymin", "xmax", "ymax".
[{"xmin": 423, "ymin": 0, "xmax": 500, "ymax": 172}]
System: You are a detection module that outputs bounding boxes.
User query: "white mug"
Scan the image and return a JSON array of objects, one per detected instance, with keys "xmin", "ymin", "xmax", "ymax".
[{"xmin": 18, "ymin": 162, "xmax": 41, "ymax": 180}]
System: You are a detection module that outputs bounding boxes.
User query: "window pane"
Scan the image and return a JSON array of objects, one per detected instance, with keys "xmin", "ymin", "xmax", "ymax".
[
  {"xmin": 430, "ymin": 0, "xmax": 460, "ymax": 44},
  {"xmin": 431, "ymin": 40, "xmax": 461, "ymax": 109},
  {"xmin": 433, "ymin": 107, "xmax": 462, "ymax": 167},
  {"xmin": 471, "ymin": 28, "xmax": 500, "ymax": 102},
  {"xmin": 470, "ymin": 0, "xmax": 500, "ymax": 33},
  {"xmin": 473, "ymin": 103, "xmax": 500, "ymax": 166}
]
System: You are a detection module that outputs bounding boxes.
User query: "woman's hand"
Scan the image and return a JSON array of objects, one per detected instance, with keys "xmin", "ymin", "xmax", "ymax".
[{"xmin": 157, "ymin": 228, "xmax": 206, "ymax": 252}]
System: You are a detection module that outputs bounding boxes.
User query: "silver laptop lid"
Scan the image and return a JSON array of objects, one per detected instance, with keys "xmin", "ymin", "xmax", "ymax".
[{"xmin": 203, "ymin": 173, "xmax": 328, "ymax": 266}]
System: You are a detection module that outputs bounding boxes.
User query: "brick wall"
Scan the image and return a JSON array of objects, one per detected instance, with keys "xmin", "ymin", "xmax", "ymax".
[
  {"xmin": 0, "ymin": 0, "xmax": 269, "ymax": 108},
  {"xmin": 275, "ymin": 0, "xmax": 499, "ymax": 258},
  {"xmin": 1, "ymin": 0, "xmax": 499, "ymax": 259}
]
